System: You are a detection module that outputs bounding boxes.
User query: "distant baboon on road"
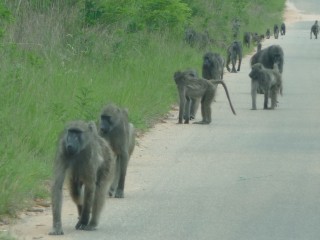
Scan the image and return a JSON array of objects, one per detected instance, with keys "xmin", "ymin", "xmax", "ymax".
[
  {"xmin": 274, "ymin": 24, "xmax": 279, "ymax": 39},
  {"xmin": 99, "ymin": 103, "xmax": 135, "ymax": 199},
  {"xmin": 266, "ymin": 29, "xmax": 271, "ymax": 39},
  {"xmin": 257, "ymin": 42, "xmax": 262, "ymax": 52},
  {"xmin": 226, "ymin": 41, "xmax": 242, "ymax": 73},
  {"xmin": 174, "ymin": 70, "xmax": 236, "ymax": 124},
  {"xmin": 249, "ymin": 63, "xmax": 283, "ymax": 110},
  {"xmin": 310, "ymin": 20, "xmax": 319, "ymax": 39},
  {"xmin": 49, "ymin": 121, "xmax": 116, "ymax": 235},
  {"xmin": 243, "ymin": 32, "xmax": 252, "ymax": 48},
  {"xmin": 182, "ymin": 69, "xmax": 199, "ymax": 121},
  {"xmin": 280, "ymin": 23, "xmax": 286, "ymax": 35}
]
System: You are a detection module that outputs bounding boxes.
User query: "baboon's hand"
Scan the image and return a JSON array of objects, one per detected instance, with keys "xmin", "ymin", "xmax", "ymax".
[{"xmin": 48, "ymin": 227, "xmax": 64, "ymax": 235}]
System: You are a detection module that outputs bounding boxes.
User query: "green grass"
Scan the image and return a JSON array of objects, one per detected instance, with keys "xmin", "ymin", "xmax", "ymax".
[{"xmin": 0, "ymin": 0, "xmax": 285, "ymax": 216}]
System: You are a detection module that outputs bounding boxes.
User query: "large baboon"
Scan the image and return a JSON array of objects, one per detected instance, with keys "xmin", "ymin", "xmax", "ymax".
[
  {"xmin": 243, "ymin": 32, "xmax": 252, "ymax": 48},
  {"xmin": 226, "ymin": 41, "xmax": 242, "ymax": 73},
  {"xmin": 249, "ymin": 63, "xmax": 283, "ymax": 110},
  {"xmin": 310, "ymin": 20, "xmax": 319, "ymax": 39},
  {"xmin": 274, "ymin": 24, "xmax": 279, "ymax": 39},
  {"xmin": 174, "ymin": 70, "xmax": 236, "ymax": 124},
  {"xmin": 99, "ymin": 103, "xmax": 135, "ymax": 198},
  {"xmin": 266, "ymin": 29, "xmax": 271, "ymax": 39},
  {"xmin": 250, "ymin": 44, "xmax": 284, "ymax": 73},
  {"xmin": 49, "ymin": 121, "xmax": 116, "ymax": 235},
  {"xmin": 280, "ymin": 23, "xmax": 286, "ymax": 35}
]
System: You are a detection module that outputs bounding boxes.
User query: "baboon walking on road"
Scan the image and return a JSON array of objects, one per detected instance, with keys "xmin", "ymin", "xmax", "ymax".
[
  {"xmin": 249, "ymin": 63, "xmax": 283, "ymax": 110},
  {"xmin": 99, "ymin": 103, "xmax": 135, "ymax": 198},
  {"xmin": 274, "ymin": 24, "xmax": 279, "ymax": 39},
  {"xmin": 310, "ymin": 20, "xmax": 319, "ymax": 39},
  {"xmin": 174, "ymin": 70, "xmax": 236, "ymax": 125},
  {"xmin": 49, "ymin": 121, "xmax": 116, "ymax": 235},
  {"xmin": 280, "ymin": 23, "xmax": 286, "ymax": 35},
  {"xmin": 226, "ymin": 41, "xmax": 242, "ymax": 73}
]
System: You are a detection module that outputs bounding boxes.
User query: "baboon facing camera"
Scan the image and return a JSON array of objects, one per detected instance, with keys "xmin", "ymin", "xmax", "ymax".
[
  {"xmin": 49, "ymin": 121, "xmax": 116, "ymax": 235},
  {"xmin": 310, "ymin": 20, "xmax": 319, "ymax": 39},
  {"xmin": 249, "ymin": 63, "xmax": 283, "ymax": 110},
  {"xmin": 99, "ymin": 103, "xmax": 135, "ymax": 198},
  {"xmin": 174, "ymin": 70, "xmax": 236, "ymax": 124},
  {"xmin": 226, "ymin": 41, "xmax": 242, "ymax": 73}
]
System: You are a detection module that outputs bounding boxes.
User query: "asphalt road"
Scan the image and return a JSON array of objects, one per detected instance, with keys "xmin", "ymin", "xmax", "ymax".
[{"xmin": 7, "ymin": 4, "xmax": 320, "ymax": 240}]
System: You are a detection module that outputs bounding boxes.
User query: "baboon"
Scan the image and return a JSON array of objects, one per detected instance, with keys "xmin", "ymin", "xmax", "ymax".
[
  {"xmin": 257, "ymin": 42, "xmax": 262, "ymax": 52},
  {"xmin": 182, "ymin": 69, "xmax": 199, "ymax": 121},
  {"xmin": 274, "ymin": 24, "xmax": 279, "ymax": 39},
  {"xmin": 202, "ymin": 52, "xmax": 225, "ymax": 80},
  {"xmin": 250, "ymin": 44, "xmax": 284, "ymax": 73},
  {"xmin": 49, "ymin": 121, "xmax": 116, "ymax": 235},
  {"xmin": 280, "ymin": 23, "xmax": 286, "ymax": 35},
  {"xmin": 249, "ymin": 63, "xmax": 283, "ymax": 110},
  {"xmin": 266, "ymin": 29, "xmax": 271, "ymax": 39},
  {"xmin": 184, "ymin": 28, "xmax": 212, "ymax": 49},
  {"xmin": 99, "ymin": 103, "xmax": 135, "ymax": 198},
  {"xmin": 174, "ymin": 70, "xmax": 236, "ymax": 124},
  {"xmin": 226, "ymin": 41, "xmax": 242, "ymax": 73},
  {"xmin": 310, "ymin": 20, "xmax": 319, "ymax": 39},
  {"xmin": 243, "ymin": 32, "xmax": 252, "ymax": 48}
]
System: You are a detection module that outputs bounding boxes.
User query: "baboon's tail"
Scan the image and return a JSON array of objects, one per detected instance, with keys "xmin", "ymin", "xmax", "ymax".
[{"xmin": 210, "ymin": 80, "xmax": 236, "ymax": 115}]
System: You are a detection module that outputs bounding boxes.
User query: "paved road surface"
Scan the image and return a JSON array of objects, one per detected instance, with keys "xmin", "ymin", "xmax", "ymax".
[{"xmin": 6, "ymin": 3, "xmax": 320, "ymax": 240}]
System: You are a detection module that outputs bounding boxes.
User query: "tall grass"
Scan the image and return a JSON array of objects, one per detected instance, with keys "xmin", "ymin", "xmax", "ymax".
[{"xmin": 0, "ymin": 0, "xmax": 285, "ymax": 216}]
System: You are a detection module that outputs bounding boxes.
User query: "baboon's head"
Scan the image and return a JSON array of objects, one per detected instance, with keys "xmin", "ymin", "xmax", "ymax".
[
  {"xmin": 63, "ymin": 121, "xmax": 92, "ymax": 156},
  {"xmin": 249, "ymin": 63, "xmax": 263, "ymax": 80}
]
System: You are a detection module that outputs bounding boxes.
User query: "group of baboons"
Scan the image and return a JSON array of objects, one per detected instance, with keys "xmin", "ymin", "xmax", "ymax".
[
  {"xmin": 175, "ymin": 22, "xmax": 286, "ymax": 125},
  {"xmin": 49, "ymin": 103, "xmax": 135, "ymax": 235},
  {"xmin": 51, "ymin": 18, "xmax": 320, "ymax": 234}
]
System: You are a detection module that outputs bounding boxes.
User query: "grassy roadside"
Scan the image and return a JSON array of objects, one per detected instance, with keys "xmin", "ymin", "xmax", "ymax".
[{"xmin": 0, "ymin": 0, "xmax": 285, "ymax": 218}]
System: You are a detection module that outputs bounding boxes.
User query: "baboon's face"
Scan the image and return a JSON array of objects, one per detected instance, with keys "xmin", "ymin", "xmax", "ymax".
[
  {"xmin": 100, "ymin": 115, "xmax": 113, "ymax": 134},
  {"xmin": 249, "ymin": 64, "xmax": 262, "ymax": 79},
  {"xmin": 203, "ymin": 54, "xmax": 213, "ymax": 68},
  {"xmin": 64, "ymin": 128, "xmax": 83, "ymax": 156}
]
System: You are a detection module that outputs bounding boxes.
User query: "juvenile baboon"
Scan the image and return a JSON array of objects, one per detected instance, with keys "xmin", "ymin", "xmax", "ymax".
[
  {"xmin": 243, "ymin": 32, "xmax": 252, "ymax": 48},
  {"xmin": 49, "ymin": 121, "xmax": 116, "ymax": 235},
  {"xmin": 280, "ymin": 23, "xmax": 286, "ymax": 35},
  {"xmin": 174, "ymin": 70, "xmax": 236, "ymax": 124},
  {"xmin": 274, "ymin": 24, "xmax": 279, "ymax": 39},
  {"xmin": 257, "ymin": 42, "xmax": 262, "ymax": 52},
  {"xmin": 249, "ymin": 63, "xmax": 283, "ymax": 110},
  {"xmin": 226, "ymin": 41, "xmax": 242, "ymax": 73},
  {"xmin": 310, "ymin": 20, "xmax": 319, "ymax": 39},
  {"xmin": 250, "ymin": 44, "xmax": 284, "ymax": 73},
  {"xmin": 99, "ymin": 103, "xmax": 135, "ymax": 198},
  {"xmin": 266, "ymin": 29, "xmax": 271, "ymax": 39}
]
